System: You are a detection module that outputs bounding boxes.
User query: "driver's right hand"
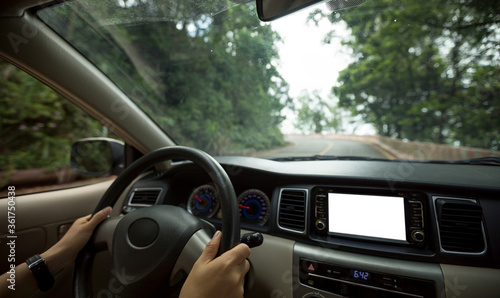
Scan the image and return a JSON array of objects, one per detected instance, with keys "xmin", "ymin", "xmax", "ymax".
[{"xmin": 179, "ymin": 231, "xmax": 251, "ymax": 298}]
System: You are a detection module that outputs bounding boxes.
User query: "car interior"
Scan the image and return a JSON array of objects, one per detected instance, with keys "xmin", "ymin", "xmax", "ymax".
[{"xmin": 1, "ymin": 0, "xmax": 499, "ymax": 297}]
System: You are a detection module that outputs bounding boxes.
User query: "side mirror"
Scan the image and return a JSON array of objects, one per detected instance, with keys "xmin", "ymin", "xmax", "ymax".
[
  {"xmin": 70, "ymin": 138, "xmax": 124, "ymax": 176},
  {"xmin": 256, "ymin": 0, "xmax": 366, "ymax": 21}
]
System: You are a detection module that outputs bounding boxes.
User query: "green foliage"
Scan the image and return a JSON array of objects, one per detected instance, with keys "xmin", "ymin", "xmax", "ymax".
[
  {"xmin": 294, "ymin": 90, "xmax": 343, "ymax": 134},
  {"xmin": 40, "ymin": 0, "xmax": 290, "ymax": 156},
  {"xmin": 0, "ymin": 61, "xmax": 109, "ymax": 173},
  {"xmin": 314, "ymin": 0, "xmax": 500, "ymax": 149}
]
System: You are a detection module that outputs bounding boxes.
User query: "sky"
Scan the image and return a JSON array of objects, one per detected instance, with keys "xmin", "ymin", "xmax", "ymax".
[
  {"xmin": 268, "ymin": 4, "xmax": 376, "ymax": 135},
  {"xmin": 270, "ymin": 6, "xmax": 351, "ymax": 99}
]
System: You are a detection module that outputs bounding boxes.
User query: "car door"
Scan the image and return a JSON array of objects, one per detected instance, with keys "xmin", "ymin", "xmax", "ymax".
[{"xmin": 0, "ymin": 182, "xmax": 112, "ymax": 297}]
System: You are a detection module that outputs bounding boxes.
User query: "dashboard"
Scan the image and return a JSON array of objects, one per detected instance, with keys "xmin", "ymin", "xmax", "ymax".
[{"xmin": 121, "ymin": 156, "xmax": 500, "ymax": 297}]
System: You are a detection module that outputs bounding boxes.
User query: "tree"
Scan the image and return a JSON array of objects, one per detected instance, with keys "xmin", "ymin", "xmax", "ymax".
[
  {"xmin": 0, "ymin": 60, "xmax": 109, "ymax": 173},
  {"xmin": 313, "ymin": 0, "xmax": 500, "ymax": 148},
  {"xmin": 294, "ymin": 90, "xmax": 342, "ymax": 134}
]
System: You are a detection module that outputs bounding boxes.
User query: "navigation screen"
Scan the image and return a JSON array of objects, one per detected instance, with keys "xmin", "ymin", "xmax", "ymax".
[{"xmin": 328, "ymin": 193, "xmax": 406, "ymax": 241}]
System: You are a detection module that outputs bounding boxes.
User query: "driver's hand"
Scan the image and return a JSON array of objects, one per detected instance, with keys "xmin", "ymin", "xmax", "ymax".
[
  {"xmin": 41, "ymin": 206, "xmax": 112, "ymax": 275},
  {"xmin": 179, "ymin": 231, "xmax": 251, "ymax": 298}
]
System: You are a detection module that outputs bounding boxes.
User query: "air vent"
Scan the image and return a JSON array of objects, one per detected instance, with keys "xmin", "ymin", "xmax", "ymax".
[
  {"xmin": 129, "ymin": 188, "xmax": 162, "ymax": 206},
  {"xmin": 435, "ymin": 198, "xmax": 485, "ymax": 253},
  {"xmin": 278, "ymin": 189, "xmax": 307, "ymax": 233}
]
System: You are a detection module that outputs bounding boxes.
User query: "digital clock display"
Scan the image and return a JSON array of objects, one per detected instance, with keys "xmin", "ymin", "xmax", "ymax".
[{"xmin": 351, "ymin": 269, "xmax": 371, "ymax": 281}]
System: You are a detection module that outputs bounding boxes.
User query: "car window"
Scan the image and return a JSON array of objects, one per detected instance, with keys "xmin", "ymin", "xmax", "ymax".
[{"xmin": 0, "ymin": 60, "xmax": 120, "ymax": 196}]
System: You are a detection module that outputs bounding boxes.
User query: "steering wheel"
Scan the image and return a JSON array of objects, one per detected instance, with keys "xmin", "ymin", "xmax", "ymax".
[{"xmin": 73, "ymin": 146, "xmax": 240, "ymax": 297}]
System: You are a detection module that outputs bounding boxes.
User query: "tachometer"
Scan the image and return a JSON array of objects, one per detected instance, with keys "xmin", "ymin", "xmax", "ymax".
[
  {"xmin": 238, "ymin": 189, "xmax": 270, "ymax": 226},
  {"xmin": 187, "ymin": 184, "xmax": 219, "ymax": 218}
]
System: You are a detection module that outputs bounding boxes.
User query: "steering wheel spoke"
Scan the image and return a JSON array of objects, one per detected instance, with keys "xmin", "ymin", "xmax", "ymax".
[{"xmin": 169, "ymin": 229, "xmax": 213, "ymax": 286}]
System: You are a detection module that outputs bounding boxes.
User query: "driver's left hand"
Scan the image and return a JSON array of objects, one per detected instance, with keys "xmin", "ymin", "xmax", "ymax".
[{"xmin": 41, "ymin": 206, "xmax": 112, "ymax": 275}]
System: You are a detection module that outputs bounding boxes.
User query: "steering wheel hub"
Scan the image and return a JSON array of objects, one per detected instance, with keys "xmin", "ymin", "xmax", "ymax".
[
  {"xmin": 128, "ymin": 218, "xmax": 159, "ymax": 248},
  {"xmin": 113, "ymin": 205, "xmax": 203, "ymax": 286}
]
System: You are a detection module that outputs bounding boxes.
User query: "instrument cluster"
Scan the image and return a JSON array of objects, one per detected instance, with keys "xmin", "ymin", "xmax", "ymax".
[{"xmin": 187, "ymin": 184, "xmax": 270, "ymax": 226}]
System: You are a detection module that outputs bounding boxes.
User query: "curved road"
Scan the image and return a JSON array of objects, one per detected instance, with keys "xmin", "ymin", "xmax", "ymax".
[{"xmin": 259, "ymin": 135, "xmax": 389, "ymax": 159}]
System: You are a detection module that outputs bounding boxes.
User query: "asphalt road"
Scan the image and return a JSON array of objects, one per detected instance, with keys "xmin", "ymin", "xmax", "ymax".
[{"xmin": 259, "ymin": 135, "xmax": 389, "ymax": 159}]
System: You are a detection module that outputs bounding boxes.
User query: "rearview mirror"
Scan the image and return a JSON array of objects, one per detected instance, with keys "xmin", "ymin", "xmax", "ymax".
[
  {"xmin": 70, "ymin": 138, "xmax": 124, "ymax": 176},
  {"xmin": 256, "ymin": 0, "xmax": 366, "ymax": 21}
]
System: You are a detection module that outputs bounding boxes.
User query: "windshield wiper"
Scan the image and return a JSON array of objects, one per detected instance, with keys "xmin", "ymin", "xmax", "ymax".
[{"xmin": 271, "ymin": 155, "xmax": 389, "ymax": 162}]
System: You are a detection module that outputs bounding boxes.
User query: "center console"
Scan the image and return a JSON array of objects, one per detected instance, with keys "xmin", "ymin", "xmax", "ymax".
[{"xmin": 291, "ymin": 186, "xmax": 442, "ymax": 297}]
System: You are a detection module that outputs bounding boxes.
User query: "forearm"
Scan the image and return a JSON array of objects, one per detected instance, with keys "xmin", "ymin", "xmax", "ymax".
[
  {"xmin": 0, "ymin": 248, "xmax": 63, "ymax": 297},
  {"xmin": 0, "ymin": 262, "xmax": 39, "ymax": 298}
]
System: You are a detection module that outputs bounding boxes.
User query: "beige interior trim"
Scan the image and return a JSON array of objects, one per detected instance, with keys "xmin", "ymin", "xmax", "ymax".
[
  {"xmin": 0, "ymin": 180, "xmax": 113, "ymax": 233},
  {"xmin": 245, "ymin": 232, "xmax": 294, "ymax": 298},
  {"xmin": 440, "ymin": 264, "xmax": 500, "ymax": 297}
]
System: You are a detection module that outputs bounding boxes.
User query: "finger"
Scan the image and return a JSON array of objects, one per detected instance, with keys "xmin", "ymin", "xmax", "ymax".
[
  {"xmin": 198, "ymin": 230, "xmax": 222, "ymax": 263},
  {"xmin": 243, "ymin": 258, "xmax": 250, "ymax": 273},
  {"xmin": 239, "ymin": 259, "xmax": 250, "ymax": 281},
  {"xmin": 238, "ymin": 258, "xmax": 250, "ymax": 273},
  {"xmin": 237, "ymin": 260, "xmax": 250, "ymax": 294},
  {"xmin": 87, "ymin": 206, "xmax": 112, "ymax": 229},
  {"xmin": 221, "ymin": 243, "xmax": 251, "ymax": 264}
]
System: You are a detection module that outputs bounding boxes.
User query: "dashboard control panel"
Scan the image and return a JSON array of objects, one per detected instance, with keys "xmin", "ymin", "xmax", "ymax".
[
  {"xmin": 298, "ymin": 258, "xmax": 436, "ymax": 297},
  {"xmin": 311, "ymin": 187, "xmax": 428, "ymax": 248}
]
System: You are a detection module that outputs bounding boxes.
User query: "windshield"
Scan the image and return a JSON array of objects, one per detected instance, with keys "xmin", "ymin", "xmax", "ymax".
[{"xmin": 38, "ymin": 0, "xmax": 500, "ymax": 161}]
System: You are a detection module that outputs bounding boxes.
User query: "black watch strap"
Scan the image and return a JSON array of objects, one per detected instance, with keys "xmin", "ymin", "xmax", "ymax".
[{"xmin": 26, "ymin": 254, "xmax": 55, "ymax": 291}]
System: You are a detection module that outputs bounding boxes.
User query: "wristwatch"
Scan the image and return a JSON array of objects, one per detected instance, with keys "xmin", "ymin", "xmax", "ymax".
[{"xmin": 26, "ymin": 254, "xmax": 55, "ymax": 291}]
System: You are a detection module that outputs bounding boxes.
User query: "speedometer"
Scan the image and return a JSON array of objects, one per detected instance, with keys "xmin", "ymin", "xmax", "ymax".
[
  {"xmin": 238, "ymin": 189, "xmax": 270, "ymax": 226},
  {"xmin": 187, "ymin": 184, "xmax": 219, "ymax": 218}
]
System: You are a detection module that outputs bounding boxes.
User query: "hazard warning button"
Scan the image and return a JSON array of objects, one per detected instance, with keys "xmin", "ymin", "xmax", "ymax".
[{"xmin": 306, "ymin": 261, "xmax": 317, "ymax": 272}]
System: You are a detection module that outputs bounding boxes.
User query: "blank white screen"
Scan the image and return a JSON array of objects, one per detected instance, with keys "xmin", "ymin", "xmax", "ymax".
[{"xmin": 328, "ymin": 193, "xmax": 406, "ymax": 241}]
